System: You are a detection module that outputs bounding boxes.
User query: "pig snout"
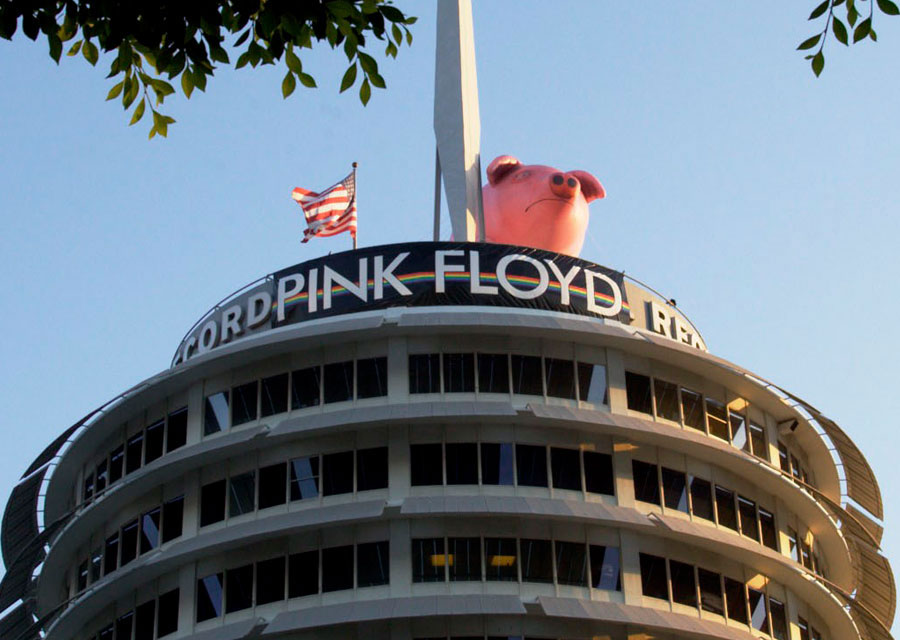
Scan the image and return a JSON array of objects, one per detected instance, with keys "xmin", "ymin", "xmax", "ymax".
[{"xmin": 549, "ymin": 173, "xmax": 580, "ymax": 200}]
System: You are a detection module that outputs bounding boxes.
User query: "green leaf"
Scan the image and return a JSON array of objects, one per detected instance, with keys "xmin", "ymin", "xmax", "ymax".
[
  {"xmin": 797, "ymin": 34, "xmax": 822, "ymax": 50},
  {"xmin": 236, "ymin": 51, "xmax": 251, "ymax": 69},
  {"xmin": 67, "ymin": 40, "xmax": 82, "ymax": 56},
  {"xmin": 192, "ymin": 68, "xmax": 208, "ymax": 91},
  {"xmin": 871, "ymin": 27, "xmax": 878, "ymax": 40},
  {"xmin": 210, "ymin": 44, "xmax": 229, "ymax": 65},
  {"xmin": 285, "ymin": 48, "xmax": 303, "ymax": 73},
  {"xmin": 358, "ymin": 51, "xmax": 377, "ymax": 74},
  {"xmin": 282, "ymin": 70, "xmax": 296, "ymax": 97},
  {"xmin": 878, "ymin": 0, "xmax": 900, "ymax": 14},
  {"xmin": 392, "ymin": 23, "xmax": 403, "ymax": 46},
  {"xmin": 298, "ymin": 72, "xmax": 317, "ymax": 88},
  {"xmin": 129, "ymin": 98, "xmax": 145, "ymax": 125},
  {"xmin": 368, "ymin": 72, "xmax": 386, "ymax": 89},
  {"xmin": 832, "ymin": 17, "xmax": 849, "ymax": 44},
  {"xmin": 106, "ymin": 81, "xmax": 125, "ymax": 100},
  {"xmin": 847, "ymin": 5, "xmax": 859, "ymax": 26},
  {"xmin": 234, "ymin": 29, "xmax": 251, "ymax": 47},
  {"xmin": 117, "ymin": 43, "xmax": 132, "ymax": 72},
  {"xmin": 48, "ymin": 34, "xmax": 62, "ymax": 63},
  {"xmin": 123, "ymin": 76, "xmax": 140, "ymax": 109},
  {"xmin": 181, "ymin": 69, "xmax": 194, "ymax": 98},
  {"xmin": 327, "ymin": 1, "xmax": 355, "ymax": 19},
  {"xmin": 385, "ymin": 41, "xmax": 398, "ymax": 58},
  {"xmin": 854, "ymin": 17, "xmax": 872, "ymax": 41},
  {"xmin": 82, "ymin": 40, "xmax": 99, "ymax": 66},
  {"xmin": 809, "ymin": 0, "xmax": 829, "ymax": 19},
  {"xmin": 359, "ymin": 77, "xmax": 371, "ymax": 105},
  {"xmin": 151, "ymin": 79, "xmax": 175, "ymax": 97},
  {"xmin": 812, "ymin": 51, "xmax": 825, "ymax": 76},
  {"xmin": 340, "ymin": 63, "xmax": 357, "ymax": 92},
  {"xmin": 343, "ymin": 36, "xmax": 357, "ymax": 61},
  {"xmin": 405, "ymin": 16, "xmax": 418, "ymax": 25},
  {"xmin": 381, "ymin": 6, "xmax": 405, "ymax": 22},
  {"xmin": 405, "ymin": 28, "xmax": 412, "ymax": 45}
]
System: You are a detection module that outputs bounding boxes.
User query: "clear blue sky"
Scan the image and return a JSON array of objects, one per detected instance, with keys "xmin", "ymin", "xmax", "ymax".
[{"xmin": 1, "ymin": 2, "xmax": 898, "ymax": 630}]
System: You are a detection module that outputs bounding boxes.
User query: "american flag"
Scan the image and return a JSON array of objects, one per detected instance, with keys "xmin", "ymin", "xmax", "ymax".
[{"xmin": 292, "ymin": 171, "xmax": 357, "ymax": 243}]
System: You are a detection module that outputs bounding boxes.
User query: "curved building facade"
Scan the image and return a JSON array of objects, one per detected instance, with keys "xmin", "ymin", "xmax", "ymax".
[{"xmin": 0, "ymin": 242, "xmax": 894, "ymax": 640}]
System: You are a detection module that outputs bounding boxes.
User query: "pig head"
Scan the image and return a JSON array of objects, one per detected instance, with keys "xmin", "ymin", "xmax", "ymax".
[{"xmin": 481, "ymin": 155, "xmax": 605, "ymax": 256}]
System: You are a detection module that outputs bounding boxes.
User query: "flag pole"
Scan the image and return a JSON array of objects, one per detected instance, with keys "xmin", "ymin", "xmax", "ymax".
[{"xmin": 352, "ymin": 161, "xmax": 358, "ymax": 250}]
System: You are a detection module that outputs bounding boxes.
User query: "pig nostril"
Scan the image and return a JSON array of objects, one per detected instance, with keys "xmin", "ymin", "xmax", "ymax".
[
  {"xmin": 552, "ymin": 174, "xmax": 564, "ymax": 185},
  {"xmin": 567, "ymin": 177, "xmax": 577, "ymax": 188}
]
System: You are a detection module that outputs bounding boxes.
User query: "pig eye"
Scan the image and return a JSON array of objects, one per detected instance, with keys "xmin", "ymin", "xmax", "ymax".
[
  {"xmin": 567, "ymin": 177, "xmax": 577, "ymax": 188},
  {"xmin": 552, "ymin": 175, "xmax": 564, "ymax": 185}
]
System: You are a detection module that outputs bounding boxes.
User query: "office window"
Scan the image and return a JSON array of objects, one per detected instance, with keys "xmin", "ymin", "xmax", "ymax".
[
  {"xmin": 705, "ymin": 398, "xmax": 729, "ymax": 441},
  {"xmin": 357, "ymin": 541, "xmax": 390, "ymax": 587},
  {"xmin": 759, "ymin": 508, "xmax": 778, "ymax": 550},
  {"xmin": 801, "ymin": 539, "xmax": 813, "ymax": 569},
  {"xmin": 324, "ymin": 361, "xmax": 354, "ymax": 403},
  {"xmin": 98, "ymin": 624, "xmax": 114, "ymax": 640},
  {"xmin": 729, "ymin": 410, "xmax": 748, "ymax": 450},
  {"xmin": 551, "ymin": 447, "xmax": 582, "ymax": 491},
  {"xmin": 545, "ymin": 358, "xmax": 576, "ymax": 399},
  {"xmin": 410, "ymin": 443, "xmax": 444, "ymax": 486},
  {"xmin": 589, "ymin": 545, "xmax": 621, "ymax": 591},
  {"xmin": 681, "ymin": 388, "xmax": 705, "ymax": 431},
  {"xmin": 104, "ymin": 534, "xmax": 119, "ymax": 575},
  {"xmin": 689, "ymin": 476, "xmax": 714, "ymax": 521},
  {"xmin": 577, "ymin": 362, "xmax": 608, "ymax": 405},
  {"xmin": 232, "ymin": 382, "xmax": 258, "ymax": 426},
  {"xmin": 82, "ymin": 473, "xmax": 94, "ymax": 503},
  {"xmin": 322, "ymin": 545, "xmax": 354, "ymax": 592},
  {"xmin": 261, "ymin": 373, "xmax": 289, "ymax": 417},
  {"xmin": 125, "ymin": 432, "xmax": 143, "ymax": 475},
  {"xmin": 669, "ymin": 560, "xmax": 697, "ymax": 607},
  {"xmin": 204, "ymin": 391, "xmax": 229, "ymax": 435},
  {"xmin": 511, "ymin": 355, "xmax": 543, "ymax": 395},
  {"xmin": 478, "ymin": 353, "xmax": 509, "ymax": 393},
  {"xmin": 625, "ymin": 372, "xmax": 652, "ymax": 414},
  {"xmin": 144, "ymin": 419, "xmax": 165, "ymax": 464},
  {"xmin": 289, "ymin": 456, "xmax": 320, "ymax": 501},
  {"xmin": 135, "ymin": 599, "xmax": 155, "ymax": 640},
  {"xmin": 484, "ymin": 538, "xmax": 518, "ymax": 581},
  {"xmin": 226, "ymin": 563, "xmax": 254, "ymax": 612},
  {"xmin": 778, "ymin": 441, "xmax": 791, "ymax": 474},
  {"xmin": 90, "ymin": 547, "xmax": 102, "ymax": 583},
  {"xmin": 715, "ymin": 486, "xmax": 738, "ymax": 531},
  {"xmin": 555, "ymin": 541, "xmax": 588, "ymax": 587},
  {"xmin": 288, "ymin": 550, "xmax": 319, "ymax": 597},
  {"xmin": 583, "ymin": 451, "xmax": 615, "ymax": 496},
  {"xmin": 481, "ymin": 442, "xmax": 514, "ymax": 485},
  {"xmin": 769, "ymin": 597, "xmax": 788, "ymax": 640},
  {"xmin": 748, "ymin": 587, "xmax": 769, "ymax": 632},
  {"xmin": 256, "ymin": 556, "xmax": 286, "ymax": 605},
  {"xmin": 322, "ymin": 451, "xmax": 354, "ymax": 496},
  {"xmin": 798, "ymin": 617, "xmax": 811, "ymax": 640},
  {"xmin": 77, "ymin": 559, "xmax": 88, "ymax": 591},
  {"xmin": 724, "ymin": 577, "xmax": 748, "ymax": 624},
  {"xmin": 810, "ymin": 627, "xmax": 822, "ymax": 640},
  {"xmin": 409, "ymin": 354, "xmax": 441, "ymax": 394},
  {"xmin": 639, "ymin": 553, "xmax": 668, "ymax": 600},
  {"xmin": 445, "ymin": 442, "xmax": 478, "ymax": 485},
  {"xmin": 749, "ymin": 421, "xmax": 767, "ymax": 459},
  {"xmin": 259, "ymin": 462, "xmax": 288, "ymax": 509},
  {"xmin": 197, "ymin": 572, "xmax": 224, "ymax": 622},
  {"xmin": 412, "ymin": 538, "xmax": 446, "ymax": 583},
  {"xmin": 738, "ymin": 497, "xmax": 760, "ymax": 542},
  {"xmin": 200, "ymin": 479, "xmax": 226, "ymax": 526},
  {"xmin": 229, "ymin": 471, "xmax": 256, "ymax": 516},
  {"xmin": 787, "ymin": 528, "xmax": 800, "ymax": 563},
  {"xmin": 115, "ymin": 612, "xmax": 133, "ymax": 640},
  {"xmin": 166, "ymin": 407, "xmax": 187, "ymax": 452},
  {"xmin": 109, "ymin": 444, "xmax": 124, "ymax": 483},
  {"xmin": 357, "ymin": 357, "xmax": 388, "ymax": 398},
  {"xmin": 357, "ymin": 447, "xmax": 388, "ymax": 491},
  {"xmin": 654, "ymin": 379, "xmax": 680, "ymax": 421},
  {"xmin": 140, "ymin": 507, "xmax": 161, "ymax": 553},
  {"xmin": 520, "ymin": 539, "xmax": 553, "ymax": 583},
  {"xmin": 443, "ymin": 353, "xmax": 475, "ymax": 392},
  {"xmin": 516, "ymin": 444, "xmax": 548, "ymax": 487},
  {"xmin": 120, "ymin": 519, "xmax": 138, "ymax": 566},
  {"xmin": 661, "ymin": 467, "xmax": 688, "ymax": 513},
  {"xmin": 449, "ymin": 537, "xmax": 482, "ymax": 581},
  {"xmin": 698, "ymin": 568, "xmax": 723, "ymax": 615},
  {"xmin": 157, "ymin": 588, "xmax": 179, "ymax": 637},
  {"xmin": 291, "ymin": 366, "xmax": 321, "ymax": 409},
  {"xmin": 791, "ymin": 454, "xmax": 802, "ymax": 481},
  {"xmin": 632, "ymin": 460, "xmax": 661, "ymax": 505},
  {"xmin": 161, "ymin": 495, "xmax": 184, "ymax": 543},
  {"xmin": 90, "ymin": 465, "xmax": 101, "ymax": 498}
]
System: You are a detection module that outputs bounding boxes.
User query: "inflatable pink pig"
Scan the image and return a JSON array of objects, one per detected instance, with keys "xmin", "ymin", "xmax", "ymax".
[{"xmin": 482, "ymin": 155, "xmax": 605, "ymax": 257}]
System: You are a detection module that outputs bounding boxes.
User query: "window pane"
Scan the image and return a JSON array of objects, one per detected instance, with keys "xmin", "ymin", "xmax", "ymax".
[
  {"xmin": 197, "ymin": 572, "xmax": 223, "ymax": 622},
  {"xmin": 90, "ymin": 547, "xmax": 102, "ymax": 582},
  {"xmin": 715, "ymin": 486, "xmax": 738, "ymax": 530},
  {"xmin": 729, "ymin": 410, "xmax": 748, "ymax": 450},
  {"xmin": 748, "ymin": 587, "xmax": 768, "ymax": 632},
  {"xmin": 261, "ymin": 373, "xmax": 289, "ymax": 417},
  {"xmin": 126, "ymin": 432, "xmax": 143, "ymax": 474},
  {"xmin": 551, "ymin": 448, "xmax": 582, "ymax": 491},
  {"xmin": 738, "ymin": 497, "xmax": 759, "ymax": 542},
  {"xmin": 520, "ymin": 539, "xmax": 553, "ymax": 583},
  {"xmin": 322, "ymin": 545, "xmax": 354, "ymax": 592},
  {"xmin": 669, "ymin": 560, "xmax": 697, "ymax": 607},
  {"xmin": 204, "ymin": 391, "xmax": 229, "ymax": 435},
  {"xmin": 801, "ymin": 539, "xmax": 813, "ymax": 569},
  {"xmin": 115, "ymin": 611, "xmax": 133, "ymax": 640},
  {"xmin": 229, "ymin": 471, "xmax": 256, "ymax": 516},
  {"xmin": 322, "ymin": 451, "xmax": 354, "ymax": 495},
  {"xmin": 109, "ymin": 445, "xmax": 124, "ymax": 483},
  {"xmin": 788, "ymin": 528, "xmax": 800, "ymax": 563},
  {"xmin": 798, "ymin": 618, "xmax": 811, "ymax": 640},
  {"xmin": 77, "ymin": 559, "xmax": 87, "ymax": 591},
  {"xmin": 324, "ymin": 361, "xmax": 354, "ymax": 403},
  {"xmin": 583, "ymin": 451, "xmax": 615, "ymax": 496},
  {"xmin": 104, "ymin": 534, "xmax": 119, "ymax": 575},
  {"xmin": 698, "ymin": 568, "xmax": 723, "ymax": 615},
  {"xmin": 288, "ymin": 550, "xmax": 319, "ymax": 597},
  {"xmin": 144, "ymin": 420, "xmax": 165, "ymax": 464},
  {"xmin": 516, "ymin": 444, "xmax": 548, "ymax": 487},
  {"xmin": 357, "ymin": 357, "xmax": 388, "ymax": 398},
  {"xmin": 166, "ymin": 407, "xmax": 187, "ymax": 452},
  {"xmin": 577, "ymin": 362, "xmax": 608, "ymax": 405},
  {"xmin": 409, "ymin": 354, "xmax": 441, "ymax": 394},
  {"xmin": 654, "ymin": 379, "xmax": 680, "ymax": 421},
  {"xmin": 481, "ymin": 442, "xmax": 514, "ymax": 485},
  {"xmin": 689, "ymin": 476, "xmax": 714, "ymax": 521},
  {"xmin": 511, "ymin": 355, "xmax": 543, "ymax": 395},
  {"xmin": 357, "ymin": 541, "xmax": 390, "ymax": 587},
  {"xmin": 478, "ymin": 353, "xmax": 509, "ymax": 393},
  {"xmin": 231, "ymin": 382, "xmax": 258, "ymax": 426},
  {"xmin": 625, "ymin": 372, "xmax": 652, "ymax": 414},
  {"xmin": 791, "ymin": 455, "xmax": 802, "ymax": 481},
  {"xmin": 256, "ymin": 556, "xmax": 286, "ymax": 605},
  {"xmin": 639, "ymin": 553, "xmax": 668, "ymax": 600},
  {"xmin": 681, "ymin": 388, "xmax": 705, "ymax": 431},
  {"xmin": 778, "ymin": 442, "xmax": 791, "ymax": 474},
  {"xmin": 140, "ymin": 507, "xmax": 161, "ymax": 553},
  {"xmin": 446, "ymin": 442, "xmax": 478, "ymax": 485},
  {"xmin": 632, "ymin": 460, "xmax": 660, "ymax": 505},
  {"xmin": 291, "ymin": 366, "xmax": 321, "ymax": 409},
  {"xmin": 162, "ymin": 496, "xmax": 184, "ymax": 543},
  {"xmin": 120, "ymin": 519, "xmax": 138, "ymax": 566},
  {"xmin": 226, "ymin": 563, "xmax": 254, "ymax": 612},
  {"xmin": 724, "ymin": 577, "xmax": 748, "ymax": 624},
  {"xmin": 555, "ymin": 541, "xmax": 587, "ymax": 586},
  {"xmin": 759, "ymin": 508, "xmax": 778, "ymax": 551},
  {"xmin": 449, "ymin": 537, "xmax": 482, "ymax": 581},
  {"xmin": 357, "ymin": 447, "xmax": 388, "ymax": 491},
  {"xmin": 706, "ymin": 399, "xmax": 728, "ymax": 441},
  {"xmin": 443, "ymin": 353, "xmax": 475, "ymax": 392},
  {"xmin": 662, "ymin": 467, "xmax": 688, "ymax": 512},
  {"xmin": 289, "ymin": 456, "xmax": 320, "ymax": 501},
  {"xmin": 749, "ymin": 421, "xmax": 767, "ymax": 459},
  {"xmin": 82, "ymin": 473, "xmax": 94, "ymax": 502},
  {"xmin": 157, "ymin": 588, "xmax": 179, "ymax": 637},
  {"xmin": 770, "ymin": 597, "xmax": 788, "ymax": 640},
  {"xmin": 484, "ymin": 538, "xmax": 517, "ymax": 581},
  {"xmin": 259, "ymin": 462, "xmax": 288, "ymax": 509},
  {"xmin": 545, "ymin": 358, "xmax": 576, "ymax": 399},
  {"xmin": 98, "ymin": 624, "xmax": 114, "ymax": 640},
  {"xmin": 412, "ymin": 538, "xmax": 445, "ymax": 583},
  {"xmin": 410, "ymin": 443, "xmax": 444, "ymax": 486},
  {"xmin": 590, "ymin": 545, "xmax": 621, "ymax": 591},
  {"xmin": 135, "ymin": 599, "xmax": 155, "ymax": 640}
]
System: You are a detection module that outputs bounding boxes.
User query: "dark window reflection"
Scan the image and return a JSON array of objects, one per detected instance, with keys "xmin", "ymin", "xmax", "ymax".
[
  {"xmin": 661, "ymin": 467, "xmax": 688, "ymax": 512},
  {"xmin": 324, "ymin": 361, "xmax": 354, "ymax": 403},
  {"xmin": 412, "ymin": 538, "xmax": 445, "ymax": 583},
  {"xmin": 724, "ymin": 576, "xmax": 748, "ymax": 623},
  {"xmin": 157, "ymin": 588, "xmax": 180, "ymax": 637},
  {"xmin": 551, "ymin": 447, "xmax": 582, "ymax": 491},
  {"xmin": 689, "ymin": 476, "xmax": 714, "ymax": 521},
  {"xmin": 90, "ymin": 547, "xmax": 102, "ymax": 582},
  {"xmin": 590, "ymin": 545, "xmax": 621, "ymax": 591},
  {"xmin": 478, "ymin": 353, "xmax": 509, "ymax": 393},
  {"xmin": 669, "ymin": 559, "xmax": 697, "ymax": 606},
  {"xmin": 256, "ymin": 556, "xmax": 286, "ymax": 605},
  {"xmin": 632, "ymin": 460, "xmax": 660, "ymax": 505},
  {"xmin": 706, "ymin": 399, "xmax": 729, "ymax": 441},
  {"xmin": 446, "ymin": 442, "xmax": 478, "ymax": 485},
  {"xmin": 144, "ymin": 420, "xmax": 164, "ymax": 464},
  {"xmin": 748, "ymin": 587, "xmax": 769, "ymax": 632},
  {"xmin": 639, "ymin": 553, "xmax": 668, "ymax": 599},
  {"xmin": 409, "ymin": 354, "xmax": 440, "ymax": 394},
  {"xmin": 109, "ymin": 444, "xmax": 124, "ymax": 483},
  {"xmin": 229, "ymin": 471, "xmax": 256, "ymax": 516},
  {"xmin": 410, "ymin": 443, "xmax": 443, "ymax": 486},
  {"xmin": 770, "ymin": 597, "xmax": 788, "ymax": 640},
  {"xmin": 749, "ymin": 421, "xmax": 767, "ymax": 459},
  {"xmin": 555, "ymin": 541, "xmax": 587, "ymax": 586},
  {"xmin": 625, "ymin": 372, "xmax": 652, "ymax": 414},
  {"xmin": 126, "ymin": 432, "xmax": 143, "ymax": 475},
  {"xmin": 520, "ymin": 539, "xmax": 553, "ymax": 583},
  {"xmin": 443, "ymin": 353, "xmax": 475, "ymax": 392},
  {"xmin": 196, "ymin": 572, "xmax": 223, "ymax": 621},
  {"xmin": 290, "ymin": 456, "xmax": 320, "ymax": 501},
  {"xmin": 98, "ymin": 624, "xmax": 114, "ymax": 640},
  {"xmin": 715, "ymin": 486, "xmax": 738, "ymax": 530},
  {"xmin": 135, "ymin": 599, "xmax": 155, "ymax": 640},
  {"xmin": 511, "ymin": 355, "xmax": 543, "ymax": 395},
  {"xmin": 92, "ymin": 459, "xmax": 106, "ymax": 494},
  {"xmin": 484, "ymin": 537, "xmax": 517, "ymax": 581},
  {"xmin": 231, "ymin": 382, "xmax": 258, "ymax": 425},
  {"xmin": 357, "ymin": 447, "xmax": 388, "ymax": 491},
  {"xmin": 778, "ymin": 441, "xmax": 791, "ymax": 473},
  {"xmin": 82, "ymin": 473, "xmax": 94, "ymax": 503},
  {"xmin": 259, "ymin": 462, "xmax": 287, "ymax": 509},
  {"xmin": 291, "ymin": 366, "xmax": 321, "ymax": 409},
  {"xmin": 322, "ymin": 451, "xmax": 354, "ymax": 495},
  {"xmin": 481, "ymin": 442, "xmax": 514, "ymax": 485},
  {"xmin": 162, "ymin": 496, "xmax": 184, "ymax": 543},
  {"xmin": 577, "ymin": 362, "xmax": 608, "ymax": 405},
  {"xmin": 516, "ymin": 444, "xmax": 547, "ymax": 487},
  {"xmin": 140, "ymin": 507, "xmax": 160, "ymax": 553},
  {"xmin": 104, "ymin": 534, "xmax": 119, "ymax": 575},
  {"xmin": 120, "ymin": 519, "xmax": 138, "ymax": 566},
  {"xmin": 698, "ymin": 568, "xmax": 723, "ymax": 615},
  {"xmin": 204, "ymin": 391, "xmax": 229, "ymax": 435},
  {"xmin": 225, "ymin": 564, "xmax": 254, "ymax": 612},
  {"xmin": 654, "ymin": 379, "xmax": 680, "ymax": 421},
  {"xmin": 166, "ymin": 407, "xmax": 187, "ymax": 452},
  {"xmin": 357, "ymin": 541, "xmax": 390, "ymax": 587},
  {"xmin": 545, "ymin": 358, "xmax": 576, "ymax": 399},
  {"xmin": 200, "ymin": 480, "xmax": 226, "ymax": 527},
  {"xmin": 288, "ymin": 550, "xmax": 319, "ymax": 597},
  {"xmin": 322, "ymin": 545, "xmax": 354, "ymax": 592},
  {"xmin": 115, "ymin": 612, "xmax": 133, "ymax": 640},
  {"xmin": 357, "ymin": 357, "xmax": 388, "ymax": 398},
  {"xmin": 738, "ymin": 496, "xmax": 759, "ymax": 541},
  {"xmin": 681, "ymin": 388, "xmax": 705, "ymax": 431},
  {"xmin": 261, "ymin": 373, "xmax": 289, "ymax": 417},
  {"xmin": 759, "ymin": 508, "xmax": 778, "ymax": 550},
  {"xmin": 584, "ymin": 451, "xmax": 615, "ymax": 496},
  {"xmin": 449, "ymin": 537, "xmax": 482, "ymax": 581}
]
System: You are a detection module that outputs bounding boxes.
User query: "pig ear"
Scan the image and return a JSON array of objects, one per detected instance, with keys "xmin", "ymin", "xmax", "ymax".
[
  {"xmin": 486, "ymin": 155, "xmax": 521, "ymax": 186},
  {"xmin": 571, "ymin": 170, "xmax": 606, "ymax": 203}
]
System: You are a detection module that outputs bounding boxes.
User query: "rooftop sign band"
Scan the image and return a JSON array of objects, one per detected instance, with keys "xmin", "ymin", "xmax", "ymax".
[{"xmin": 172, "ymin": 242, "xmax": 631, "ymax": 367}]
